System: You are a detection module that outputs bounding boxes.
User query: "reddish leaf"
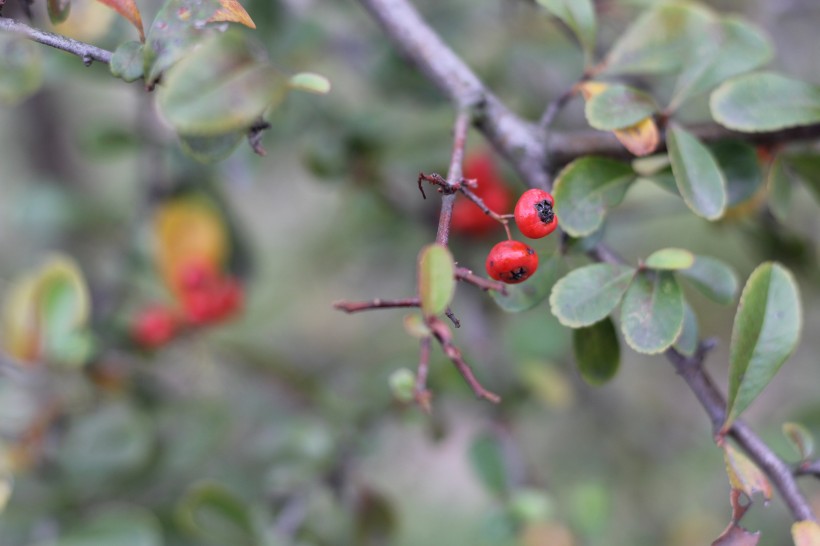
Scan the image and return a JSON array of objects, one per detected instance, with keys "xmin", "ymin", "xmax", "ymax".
[
  {"xmin": 723, "ymin": 443, "xmax": 773, "ymax": 501},
  {"xmin": 792, "ymin": 521, "xmax": 820, "ymax": 546},
  {"xmin": 94, "ymin": 0, "xmax": 144, "ymax": 41},
  {"xmin": 209, "ymin": 0, "xmax": 255, "ymax": 29},
  {"xmin": 712, "ymin": 523, "xmax": 760, "ymax": 546}
]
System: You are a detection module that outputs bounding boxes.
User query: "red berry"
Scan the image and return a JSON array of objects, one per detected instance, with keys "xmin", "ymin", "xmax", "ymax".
[
  {"xmin": 180, "ymin": 275, "xmax": 243, "ymax": 325},
  {"xmin": 451, "ymin": 154, "xmax": 512, "ymax": 236},
  {"xmin": 132, "ymin": 306, "xmax": 179, "ymax": 348},
  {"xmin": 485, "ymin": 240, "xmax": 539, "ymax": 284},
  {"xmin": 514, "ymin": 189, "xmax": 558, "ymax": 239}
]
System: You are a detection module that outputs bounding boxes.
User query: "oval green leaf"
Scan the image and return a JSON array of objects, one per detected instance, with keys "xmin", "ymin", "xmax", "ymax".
[
  {"xmin": 678, "ymin": 255, "xmax": 739, "ymax": 305},
  {"xmin": 644, "ymin": 248, "xmax": 695, "ymax": 270},
  {"xmin": 620, "ymin": 270, "xmax": 684, "ymax": 354},
  {"xmin": 667, "ymin": 123, "xmax": 727, "ymax": 220},
  {"xmin": 47, "ymin": 0, "xmax": 71, "ymax": 24},
  {"xmin": 573, "ymin": 316, "xmax": 620, "ymax": 386},
  {"xmin": 536, "ymin": 0, "xmax": 596, "ymax": 61},
  {"xmin": 417, "ymin": 244, "xmax": 455, "ymax": 317},
  {"xmin": 782, "ymin": 422, "xmax": 814, "ymax": 461},
  {"xmin": 712, "ymin": 140, "xmax": 764, "ymax": 207},
  {"xmin": 110, "ymin": 41, "xmax": 144, "ymax": 83},
  {"xmin": 711, "ymin": 72, "xmax": 820, "ymax": 132},
  {"xmin": 177, "ymin": 481, "xmax": 255, "ymax": 544},
  {"xmin": 491, "ymin": 255, "xmax": 562, "ymax": 313},
  {"xmin": 549, "ymin": 263, "xmax": 636, "ymax": 328},
  {"xmin": 179, "ymin": 131, "xmax": 244, "ymax": 163},
  {"xmin": 725, "ymin": 262, "xmax": 802, "ymax": 430},
  {"xmin": 673, "ymin": 301, "xmax": 698, "ymax": 357},
  {"xmin": 552, "ymin": 157, "xmax": 634, "ymax": 237},
  {"xmin": 158, "ymin": 32, "xmax": 286, "ymax": 136},
  {"xmin": 585, "ymin": 85, "xmax": 657, "ymax": 131},
  {"xmin": 468, "ymin": 433, "xmax": 507, "ymax": 495},
  {"xmin": 767, "ymin": 155, "xmax": 792, "ymax": 223},
  {"xmin": 785, "ymin": 153, "xmax": 820, "ymax": 204},
  {"xmin": 288, "ymin": 72, "xmax": 331, "ymax": 94},
  {"xmin": 55, "ymin": 507, "xmax": 162, "ymax": 546}
]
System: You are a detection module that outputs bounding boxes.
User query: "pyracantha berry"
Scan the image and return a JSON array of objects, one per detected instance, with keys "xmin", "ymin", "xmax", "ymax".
[
  {"xmin": 485, "ymin": 240, "xmax": 539, "ymax": 284},
  {"xmin": 132, "ymin": 305, "xmax": 179, "ymax": 348},
  {"xmin": 514, "ymin": 188, "xmax": 558, "ymax": 239},
  {"xmin": 181, "ymin": 275, "xmax": 243, "ymax": 325},
  {"xmin": 451, "ymin": 154, "xmax": 512, "ymax": 236}
]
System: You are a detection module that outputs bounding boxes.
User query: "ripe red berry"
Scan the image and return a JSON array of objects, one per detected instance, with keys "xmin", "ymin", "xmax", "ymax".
[
  {"xmin": 451, "ymin": 153, "xmax": 512, "ymax": 236},
  {"xmin": 132, "ymin": 305, "xmax": 179, "ymax": 348},
  {"xmin": 180, "ymin": 275, "xmax": 243, "ymax": 325},
  {"xmin": 514, "ymin": 189, "xmax": 558, "ymax": 239},
  {"xmin": 485, "ymin": 240, "xmax": 539, "ymax": 284}
]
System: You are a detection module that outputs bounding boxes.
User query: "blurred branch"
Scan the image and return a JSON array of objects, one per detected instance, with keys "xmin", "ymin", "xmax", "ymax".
[
  {"xmin": 796, "ymin": 460, "xmax": 820, "ymax": 479},
  {"xmin": 0, "ymin": 17, "xmax": 112, "ymax": 65},
  {"xmin": 435, "ymin": 109, "xmax": 470, "ymax": 246},
  {"xmin": 333, "ymin": 297, "xmax": 419, "ymax": 313}
]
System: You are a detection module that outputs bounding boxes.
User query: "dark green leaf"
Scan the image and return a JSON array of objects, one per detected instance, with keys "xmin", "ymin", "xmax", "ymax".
[
  {"xmin": 673, "ymin": 301, "xmax": 698, "ymax": 357},
  {"xmin": 573, "ymin": 317, "xmax": 620, "ymax": 386},
  {"xmin": 549, "ymin": 263, "xmax": 636, "ymax": 327},
  {"xmin": 0, "ymin": 34, "xmax": 43, "ymax": 106},
  {"xmin": 110, "ymin": 41, "xmax": 144, "ymax": 83},
  {"xmin": 355, "ymin": 487, "xmax": 397, "ymax": 545},
  {"xmin": 157, "ymin": 31, "xmax": 286, "ymax": 136},
  {"xmin": 725, "ymin": 262, "xmax": 802, "ymax": 429},
  {"xmin": 468, "ymin": 433, "xmax": 507, "ymax": 496},
  {"xmin": 667, "ymin": 123, "xmax": 727, "ymax": 220},
  {"xmin": 55, "ymin": 507, "xmax": 162, "ymax": 546},
  {"xmin": 784, "ymin": 153, "xmax": 820, "ymax": 203},
  {"xmin": 620, "ymin": 271, "xmax": 684, "ymax": 354},
  {"xmin": 678, "ymin": 255, "xmax": 738, "ymax": 305},
  {"xmin": 536, "ymin": 0, "xmax": 596, "ymax": 60},
  {"xmin": 711, "ymin": 72, "xmax": 820, "ymax": 132},
  {"xmin": 177, "ymin": 481, "xmax": 256, "ymax": 545},
  {"xmin": 47, "ymin": 0, "xmax": 71, "ymax": 24},
  {"xmin": 584, "ymin": 85, "xmax": 657, "ymax": 130},
  {"xmin": 179, "ymin": 131, "xmax": 244, "ymax": 163},
  {"xmin": 552, "ymin": 157, "xmax": 634, "ymax": 237},
  {"xmin": 644, "ymin": 248, "xmax": 694, "ymax": 270},
  {"xmin": 783, "ymin": 422, "xmax": 814, "ymax": 461},
  {"xmin": 491, "ymin": 254, "xmax": 562, "ymax": 313},
  {"xmin": 417, "ymin": 244, "xmax": 455, "ymax": 317},
  {"xmin": 712, "ymin": 140, "xmax": 764, "ymax": 207},
  {"xmin": 767, "ymin": 156, "xmax": 792, "ymax": 223}
]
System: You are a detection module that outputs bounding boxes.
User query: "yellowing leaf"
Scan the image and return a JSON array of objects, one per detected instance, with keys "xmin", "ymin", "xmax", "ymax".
[
  {"xmin": 154, "ymin": 197, "xmax": 228, "ymax": 295},
  {"xmin": 1, "ymin": 277, "xmax": 39, "ymax": 363},
  {"xmin": 94, "ymin": 0, "xmax": 144, "ymax": 41},
  {"xmin": 209, "ymin": 0, "xmax": 255, "ymax": 29},
  {"xmin": 578, "ymin": 81, "xmax": 608, "ymax": 100},
  {"xmin": 792, "ymin": 521, "xmax": 820, "ymax": 546},
  {"xmin": 613, "ymin": 117, "xmax": 659, "ymax": 156},
  {"xmin": 723, "ymin": 443, "xmax": 772, "ymax": 501}
]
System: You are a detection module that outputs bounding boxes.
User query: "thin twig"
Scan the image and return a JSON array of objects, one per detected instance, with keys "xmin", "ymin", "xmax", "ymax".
[
  {"xmin": 796, "ymin": 460, "xmax": 820, "ymax": 479},
  {"xmin": 415, "ymin": 337, "xmax": 432, "ymax": 412},
  {"xmin": 538, "ymin": 84, "xmax": 580, "ymax": 132},
  {"xmin": 455, "ymin": 266, "xmax": 508, "ymax": 295},
  {"xmin": 435, "ymin": 109, "xmax": 471, "ymax": 246},
  {"xmin": 0, "ymin": 17, "xmax": 112, "ymax": 65},
  {"xmin": 445, "ymin": 308, "xmax": 461, "ymax": 328},
  {"xmin": 332, "ymin": 297, "xmax": 420, "ymax": 313}
]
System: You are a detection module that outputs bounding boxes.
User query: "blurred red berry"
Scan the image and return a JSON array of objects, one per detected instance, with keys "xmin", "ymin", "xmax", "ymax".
[
  {"xmin": 451, "ymin": 153, "xmax": 512, "ymax": 236},
  {"xmin": 180, "ymin": 274, "xmax": 243, "ymax": 325},
  {"xmin": 132, "ymin": 305, "xmax": 179, "ymax": 348},
  {"xmin": 485, "ymin": 240, "xmax": 539, "ymax": 284}
]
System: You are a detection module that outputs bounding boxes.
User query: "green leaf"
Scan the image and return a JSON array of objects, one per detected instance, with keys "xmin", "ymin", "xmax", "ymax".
[
  {"xmin": 573, "ymin": 317, "xmax": 620, "ymax": 386},
  {"xmin": 712, "ymin": 140, "xmax": 764, "ymax": 207},
  {"xmin": 670, "ymin": 16, "xmax": 772, "ymax": 109},
  {"xmin": 785, "ymin": 153, "xmax": 820, "ymax": 203},
  {"xmin": 177, "ymin": 481, "xmax": 256, "ymax": 545},
  {"xmin": 402, "ymin": 313, "xmax": 431, "ymax": 338},
  {"xmin": 678, "ymin": 255, "xmax": 738, "ymax": 305},
  {"xmin": 143, "ymin": 0, "xmax": 221, "ymax": 84},
  {"xmin": 584, "ymin": 85, "xmax": 657, "ymax": 130},
  {"xmin": 536, "ymin": 0, "xmax": 596, "ymax": 60},
  {"xmin": 767, "ymin": 156, "xmax": 792, "ymax": 223},
  {"xmin": 0, "ymin": 34, "xmax": 43, "ymax": 106},
  {"xmin": 725, "ymin": 262, "xmax": 802, "ymax": 429},
  {"xmin": 782, "ymin": 422, "xmax": 814, "ymax": 461},
  {"xmin": 711, "ymin": 72, "xmax": 820, "ymax": 132},
  {"xmin": 552, "ymin": 157, "xmax": 634, "ymax": 237},
  {"xmin": 673, "ymin": 301, "xmax": 698, "ymax": 357},
  {"xmin": 179, "ymin": 131, "xmax": 244, "ymax": 163},
  {"xmin": 55, "ymin": 507, "xmax": 162, "ymax": 546},
  {"xmin": 468, "ymin": 433, "xmax": 507, "ymax": 496},
  {"xmin": 417, "ymin": 244, "xmax": 455, "ymax": 317},
  {"xmin": 632, "ymin": 154, "xmax": 670, "ymax": 176},
  {"xmin": 666, "ymin": 123, "xmax": 727, "ymax": 220},
  {"xmin": 288, "ymin": 72, "xmax": 331, "ymax": 94},
  {"xmin": 388, "ymin": 368, "xmax": 416, "ymax": 403},
  {"xmin": 549, "ymin": 263, "xmax": 636, "ymax": 328},
  {"xmin": 620, "ymin": 271, "xmax": 684, "ymax": 354},
  {"xmin": 157, "ymin": 31, "xmax": 286, "ymax": 136},
  {"xmin": 491, "ymin": 255, "xmax": 562, "ymax": 313},
  {"xmin": 47, "ymin": 0, "xmax": 71, "ymax": 24},
  {"xmin": 644, "ymin": 248, "xmax": 695, "ymax": 270},
  {"xmin": 110, "ymin": 41, "xmax": 144, "ymax": 83},
  {"xmin": 603, "ymin": 1, "xmax": 717, "ymax": 76}
]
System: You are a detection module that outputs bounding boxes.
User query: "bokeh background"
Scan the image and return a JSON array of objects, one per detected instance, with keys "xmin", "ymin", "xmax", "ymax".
[{"xmin": 1, "ymin": 0, "xmax": 819, "ymax": 544}]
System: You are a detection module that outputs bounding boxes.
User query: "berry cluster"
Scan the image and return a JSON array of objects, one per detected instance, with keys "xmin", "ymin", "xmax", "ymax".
[{"xmin": 131, "ymin": 261, "xmax": 244, "ymax": 349}]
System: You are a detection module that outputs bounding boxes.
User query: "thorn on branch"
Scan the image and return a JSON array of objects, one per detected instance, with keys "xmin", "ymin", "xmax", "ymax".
[
  {"xmin": 418, "ymin": 172, "xmax": 458, "ymax": 195},
  {"xmin": 445, "ymin": 307, "xmax": 460, "ymax": 328},
  {"xmin": 82, "ymin": 54, "xmax": 93, "ymax": 67}
]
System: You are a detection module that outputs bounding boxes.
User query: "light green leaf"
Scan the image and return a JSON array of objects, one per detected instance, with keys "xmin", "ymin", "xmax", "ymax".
[
  {"xmin": 55, "ymin": 507, "xmax": 162, "ymax": 546},
  {"xmin": 388, "ymin": 368, "xmax": 416, "ymax": 403},
  {"xmin": 157, "ymin": 31, "xmax": 286, "ymax": 136},
  {"xmin": 536, "ymin": 0, "xmax": 596, "ymax": 60},
  {"xmin": 632, "ymin": 154, "xmax": 670, "ymax": 176},
  {"xmin": 0, "ymin": 34, "xmax": 43, "ymax": 106},
  {"xmin": 767, "ymin": 156, "xmax": 792, "ymax": 223},
  {"xmin": 678, "ymin": 255, "xmax": 738, "ymax": 305},
  {"xmin": 670, "ymin": 16, "xmax": 772, "ymax": 109},
  {"xmin": 584, "ymin": 85, "xmax": 657, "ymax": 130},
  {"xmin": 288, "ymin": 72, "xmax": 331, "ymax": 94},
  {"xmin": 417, "ymin": 244, "xmax": 456, "ymax": 317},
  {"xmin": 782, "ymin": 422, "xmax": 814, "ymax": 461},
  {"xmin": 47, "ymin": 0, "xmax": 71, "ymax": 24},
  {"xmin": 573, "ymin": 317, "xmax": 620, "ymax": 386},
  {"xmin": 667, "ymin": 123, "xmax": 727, "ymax": 220},
  {"xmin": 402, "ymin": 313, "xmax": 431, "ymax": 339},
  {"xmin": 711, "ymin": 72, "xmax": 820, "ymax": 132},
  {"xmin": 177, "ymin": 481, "xmax": 255, "ymax": 545},
  {"xmin": 552, "ymin": 157, "xmax": 634, "ymax": 237},
  {"xmin": 603, "ymin": 1, "xmax": 717, "ymax": 76},
  {"xmin": 491, "ymin": 255, "xmax": 563, "ymax": 313},
  {"xmin": 673, "ymin": 301, "xmax": 698, "ymax": 357},
  {"xmin": 644, "ymin": 248, "xmax": 695, "ymax": 270},
  {"xmin": 549, "ymin": 263, "xmax": 636, "ymax": 327},
  {"xmin": 179, "ymin": 131, "xmax": 244, "ymax": 163},
  {"xmin": 620, "ymin": 271, "xmax": 684, "ymax": 354},
  {"xmin": 712, "ymin": 140, "xmax": 764, "ymax": 207},
  {"xmin": 110, "ymin": 41, "xmax": 144, "ymax": 83},
  {"xmin": 725, "ymin": 262, "xmax": 802, "ymax": 429}
]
